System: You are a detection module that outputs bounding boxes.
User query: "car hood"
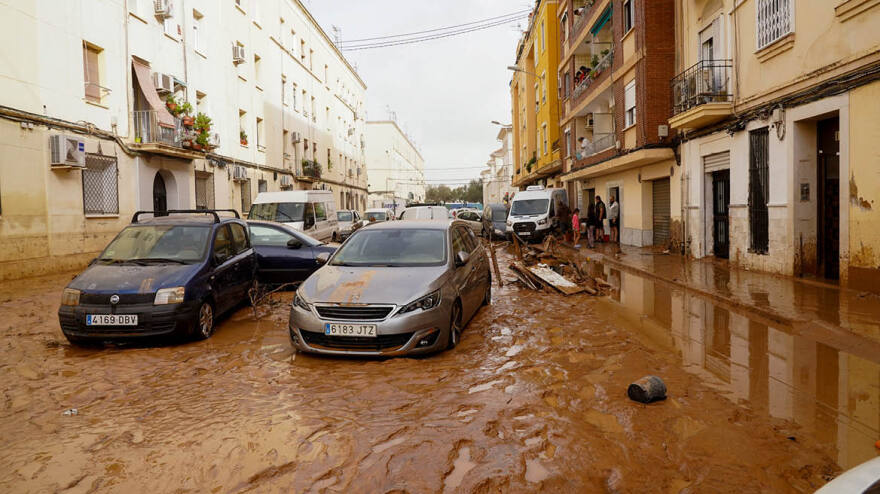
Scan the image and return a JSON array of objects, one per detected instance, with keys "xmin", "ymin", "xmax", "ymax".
[
  {"xmin": 301, "ymin": 265, "xmax": 448, "ymax": 305},
  {"xmin": 69, "ymin": 263, "xmax": 202, "ymax": 293}
]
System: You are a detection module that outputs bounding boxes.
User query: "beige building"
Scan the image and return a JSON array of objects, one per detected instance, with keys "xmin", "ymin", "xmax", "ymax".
[
  {"xmin": 0, "ymin": 0, "xmax": 368, "ymax": 281},
  {"xmin": 671, "ymin": 0, "xmax": 880, "ymax": 291},
  {"xmin": 481, "ymin": 125, "xmax": 516, "ymax": 206},
  {"xmin": 364, "ymin": 120, "xmax": 425, "ymax": 212}
]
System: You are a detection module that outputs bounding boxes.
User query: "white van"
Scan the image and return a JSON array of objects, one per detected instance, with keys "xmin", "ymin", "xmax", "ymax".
[
  {"xmin": 248, "ymin": 190, "xmax": 338, "ymax": 242},
  {"xmin": 507, "ymin": 186, "xmax": 567, "ymax": 241}
]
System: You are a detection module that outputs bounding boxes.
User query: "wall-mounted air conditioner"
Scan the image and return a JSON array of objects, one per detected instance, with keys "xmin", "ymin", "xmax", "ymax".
[
  {"xmin": 152, "ymin": 72, "xmax": 174, "ymax": 94},
  {"xmin": 49, "ymin": 135, "xmax": 86, "ymax": 168},
  {"xmin": 154, "ymin": 0, "xmax": 172, "ymax": 18},
  {"xmin": 233, "ymin": 165, "xmax": 248, "ymax": 181},
  {"xmin": 232, "ymin": 45, "xmax": 246, "ymax": 64},
  {"xmin": 291, "ymin": 131, "xmax": 302, "ymax": 143}
]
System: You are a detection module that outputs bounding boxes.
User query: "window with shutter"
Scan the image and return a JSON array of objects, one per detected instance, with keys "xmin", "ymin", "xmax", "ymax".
[
  {"xmin": 624, "ymin": 81, "xmax": 636, "ymax": 127},
  {"xmin": 82, "ymin": 43, "xmax": 101, "ymax": 103}
]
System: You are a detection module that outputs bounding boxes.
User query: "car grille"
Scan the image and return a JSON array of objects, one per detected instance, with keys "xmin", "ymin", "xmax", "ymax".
[
  {"xmin": 300, "ymin": 330, "xmax": 413, "ymax": 351},
  {"xmin": 314, "ymin": 305, "xmax": 394, "ymax": 321},
  {"xmin": 80, "ymin": 293, "xmax": 155, "ymax": 305},
  {"xmin": 513, "ymin": 222, "xmax": 537, "ymax": 233}
]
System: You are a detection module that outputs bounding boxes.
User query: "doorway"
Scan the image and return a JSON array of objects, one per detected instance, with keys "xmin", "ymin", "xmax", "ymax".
[
  {"xmin": 153, "ymin": 172, "xmax": 167, "ymax": 214},
  {"xmin": 712, "ymin": 170, "xmax": 730, "ymax": 258},
  {"xmin": 608, "ymin": 185, "xmax": 620, "ymax": 236},
  {"xmin": 652, "ymin": 178, "xmax": 671, "ymax": 246},
  {"xmin": 817, "ymin": 117, "xmax": 839, "ymax": 279}
]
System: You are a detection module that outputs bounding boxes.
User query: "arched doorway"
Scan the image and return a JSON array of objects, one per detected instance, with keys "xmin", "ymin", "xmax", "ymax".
[{"xmin": 153, "ymin": 172, "xmax": 167, "ymax": 214}]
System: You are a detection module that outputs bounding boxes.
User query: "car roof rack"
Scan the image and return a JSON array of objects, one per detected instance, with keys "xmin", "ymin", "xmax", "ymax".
[{"xmin": 131, "ymin": 209, "xmax": 241, "ymax": 224}]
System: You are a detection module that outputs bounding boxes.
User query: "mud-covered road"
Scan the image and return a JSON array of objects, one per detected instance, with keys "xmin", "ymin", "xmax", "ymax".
[{"xmin": 0, "ymin": 249, "xmax": 865, "ymax": 493}]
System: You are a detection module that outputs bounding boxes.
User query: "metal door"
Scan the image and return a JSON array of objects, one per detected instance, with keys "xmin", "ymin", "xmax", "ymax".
[
  {"xmin": 152, "ymin": 172, "xmax": 167, "ymax": 213},
  {"xmin": 817, "ymin": 117, "xmax": 840, "ymax": 279},
  {"xmin": 652, "ymin": 178, "xmax": 670, "ymax": 246},
  {"xmin": 748, "ymin": 129, "xmax": 769, "ymax": 254},
  {"xmin": 712, "ymin": 170, "xmax": 730, "ymax": 259}
]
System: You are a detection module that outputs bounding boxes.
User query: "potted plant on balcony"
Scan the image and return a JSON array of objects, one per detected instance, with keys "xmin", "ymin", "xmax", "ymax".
[
  {"xmin": 194, "ymin": 112, "xmax": 212, "ymax": 133},
  {"xmin": 240, "ymin": 129, "xmax": 248, "ymax": 146},
  {"xmin": 180, "ymin": 102, "xmax": 194, "ymax": 127},
  {"xmin": 165, "ymin": 94, "xmax": 179, "ymax": 115},
  {"xmin": 193, "ymin": 130, "xmax": 210, "ymax": 152}
]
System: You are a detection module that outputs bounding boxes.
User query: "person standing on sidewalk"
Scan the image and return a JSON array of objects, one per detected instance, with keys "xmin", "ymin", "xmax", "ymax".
[
  {"xmin": 586, "ymin": 203, "xmax": 597, "ymax": 248},
  {"xmin": 572, "ymin": 208, "xmax": 581, "ymax": 248},
  {"xmin": 609, "ymin": 196, "xmax": 620, "ymax": 243},
  {"xmin": 557, "ymin": 200, "xmax": 571, "ymax": 240},
  {"xmin": 595, "ymin": 196, "xmax": 607, "ymax": 243}
]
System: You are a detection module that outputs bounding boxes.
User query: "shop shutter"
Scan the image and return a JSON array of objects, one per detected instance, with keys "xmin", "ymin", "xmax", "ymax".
[{"xmin": 652, "ymin": 178, "xmax": 671, "ymax": 246}]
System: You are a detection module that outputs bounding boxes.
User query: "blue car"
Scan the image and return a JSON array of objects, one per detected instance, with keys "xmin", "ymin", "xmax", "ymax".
[
  {"xmin": 247, "ymin": 220, "xmax": 337, "ymax": 285},
  {"xmin": 58, "ymin": 210, "xmax": 256, "ymax": 345}
]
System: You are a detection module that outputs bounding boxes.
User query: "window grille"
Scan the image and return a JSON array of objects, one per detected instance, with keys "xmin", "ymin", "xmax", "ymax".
[
  {"xmin": 82, "ymin": 153, "xmax": 118, "ymax": 215},
  {"xmin": 195, "ymin": 171, "xmax": 214, "ymax": 210},
  {"xmin": 756, "ymin": 0, "xmax": 792, "ymax": 50}
]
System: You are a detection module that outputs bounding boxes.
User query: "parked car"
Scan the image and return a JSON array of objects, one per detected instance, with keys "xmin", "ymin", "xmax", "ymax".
[
  {"xmin": 248, "ymin": 190, "xmax": 339, "ymax": 242},
  {"xmin": 58, "ymin": 210, "xmax": 256, "ymax": 344},
  {"xmin": 288, "ymin": 220, "xmax": 491, "ymax": 356},
  {"xmin": 507, "ymin": 185, "xmax": 568, "ymax": 241},
  {"xmin": 247, "ymin": 221, "xmax": 337, "ymax": 285},
  {"xmin": 399, "ymin": 206, "xmax": 451, "ymax": 220},
  {"xmin": 481, "ymin": 203, "xmax": 509, "ymax": 239},
  {"xmin": 364, "ymin": 208, "xmax": 395, "ymax": 223},
  {"xmin": 455, "ymin": 209, "xmax": 483, "ymax": 234},
  {"xmin": 815, "ymin": 456, "xmax": 880, "ymax": 493},
  {"xmin": 335, "ymin": 210, "xmax": 362, "ymax": 242}
]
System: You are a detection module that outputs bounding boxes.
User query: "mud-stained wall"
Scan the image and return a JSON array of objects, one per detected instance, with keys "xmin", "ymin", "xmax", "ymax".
[{"xmin": 847, "ymin": 81, "xmax": 880, "ymax": 292}]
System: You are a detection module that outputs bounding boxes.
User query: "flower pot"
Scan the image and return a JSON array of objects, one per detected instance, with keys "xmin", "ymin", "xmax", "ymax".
[
  {"xmin": 167, "ymin": 103, "xmax": 177, "ymax": 112},
  {"xmin": 241, "ymin": 139, "xmax": 248, "ymax": 146},
  {"xmin": 182, "ymin": 140, "xmax": 192, "ymax": 148},
  {"xmin": 192, "ymin": 143, "xmax": 204, "ymax": 151},
  {"xmin": 182, "ymin": 116, "xmax": 194, "ymax": 127}
]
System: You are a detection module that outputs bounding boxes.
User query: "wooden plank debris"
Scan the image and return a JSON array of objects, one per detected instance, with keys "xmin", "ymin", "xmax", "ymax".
[{"xmin": 526, "ymin": 265, "xmax": 586, "ymax": 296}]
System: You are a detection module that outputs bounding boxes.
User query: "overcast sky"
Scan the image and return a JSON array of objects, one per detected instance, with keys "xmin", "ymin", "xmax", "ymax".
[{"xmin": 304, "ymin": 0, "xmax": 528, "ymax": 187}]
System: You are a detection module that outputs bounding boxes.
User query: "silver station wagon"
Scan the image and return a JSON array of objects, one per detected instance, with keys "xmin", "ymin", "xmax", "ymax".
[{"xmin": 288, "ymin": 220, "xmax": 491, "ymax": 356}]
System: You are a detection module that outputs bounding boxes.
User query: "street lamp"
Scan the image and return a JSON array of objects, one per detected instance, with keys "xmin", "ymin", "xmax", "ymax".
[
  {"xmin": 491, "ymin": 120, "xmax": 512, "ymax": 127},
  {"xmin": 507, "ymin": 65, "xmax": 544, "ymax": 79}
]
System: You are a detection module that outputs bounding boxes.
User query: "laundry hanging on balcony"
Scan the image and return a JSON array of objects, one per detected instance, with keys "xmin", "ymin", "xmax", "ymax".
[
  {"xmin": 590, "ymin": 7, "xmax": 613, "ymax": 36},
  {"xmin": 132, "ymin": 61, "xmax": 176, "ymax": 129}
]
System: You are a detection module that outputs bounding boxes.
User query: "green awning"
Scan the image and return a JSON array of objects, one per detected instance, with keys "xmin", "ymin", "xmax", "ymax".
[{"xmin": 590, "ymin": 6, "xmax": 613, "ymax": 36}]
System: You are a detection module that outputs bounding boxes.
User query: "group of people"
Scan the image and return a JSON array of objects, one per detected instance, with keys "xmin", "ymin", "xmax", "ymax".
[
  {"xmin": 574, "ymin": 65, "xmax": 590, "ymax": 85},
  {"xmin": 558, "ymin": 195, "xmax": 619, "ymax": 249}
]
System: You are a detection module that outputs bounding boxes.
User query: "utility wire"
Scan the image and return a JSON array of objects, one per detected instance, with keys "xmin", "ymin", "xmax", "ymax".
[
  {"xmin": 338, "ymin": 10, "xmax": 530, "ymax": 44},
  {"xmin": 342, "ymin": 15, "xmax": 528, "ymax": 51}
]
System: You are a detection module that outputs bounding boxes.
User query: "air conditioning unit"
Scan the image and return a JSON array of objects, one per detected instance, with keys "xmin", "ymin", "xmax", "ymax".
[
  {"xmin": 233, "ymin": 165, "xmax": 248, "ymax": 181},
  {"xmin": 280, "ymin": 175, "xmax": 293, "ymax": 188},
  {"xmin": 154, "ymin": 0, "xmax": 172, "ymax": 18},
  {"xmin": 585, "ymin": 114, "xmax": 594, "ymax": 128},
  {"xmin": 291, "ymin": 131, "xmax": 302, "ymax": 143},
  {"xmin": 152, "ymin": 72, "xmax": 174, "ymax": 94},
  {"xmin": 49, "ymin": 135, "xmax": 86, "ymax": 168},
  {"xmin": 232, "ymin": 44, "xmax": 246, "ymax": 64}
]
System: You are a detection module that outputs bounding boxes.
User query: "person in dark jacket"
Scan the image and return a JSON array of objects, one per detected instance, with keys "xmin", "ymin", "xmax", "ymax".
[
  {"xmin": 586, "ymin": 203, "xmax": 597, "ymax": 248},
  {"xmin": 595, "ymin": 195, "xmax": 606, "ymax": 243}
]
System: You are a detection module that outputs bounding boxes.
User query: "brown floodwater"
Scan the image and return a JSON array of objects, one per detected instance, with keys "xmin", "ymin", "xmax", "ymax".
[{"xmin": 0, "ymin": 248, "xmax": 870, "ymax": 492}]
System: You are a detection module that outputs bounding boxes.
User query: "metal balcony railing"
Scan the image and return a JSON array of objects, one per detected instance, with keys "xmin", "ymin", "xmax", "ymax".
[
  {"xmin": 575, "ymin": 133, "xmax": 615, "ymax": 160},
  {"xmin": 572, "ymin": 48, "xmax": 613, "ymax": 100},
  {"xmin": 671, "ymin": 59, "xmax": 733, "ymax": 116},
  {"xmin": 298, "ymin": 160, "xmax": 322, "ymax": 180},
  {"xmin": 132, "ymin": 110, "xmax": 181, "ymax": 147}
]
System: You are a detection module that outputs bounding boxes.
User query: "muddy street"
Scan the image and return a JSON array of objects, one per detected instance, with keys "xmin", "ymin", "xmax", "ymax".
[{"xmin": 0, "ymin": 248, "xmax": 869, "ymax": 492}]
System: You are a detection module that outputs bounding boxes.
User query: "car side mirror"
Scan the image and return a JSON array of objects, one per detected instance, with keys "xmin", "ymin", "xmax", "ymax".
[
  {"xmin": 455, "ymin": 251, "xmax": 470, "ymax": 267},
  {"xmin": 316, "ymin": 252, "xmax": 330, "ymax": 265},
  {"xmin": 287, "ymin": 238, "xmax": 303, "ymax": 249}
]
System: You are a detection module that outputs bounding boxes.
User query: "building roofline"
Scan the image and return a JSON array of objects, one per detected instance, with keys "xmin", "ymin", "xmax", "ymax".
[
  {"xmin": 292, "ymin": 0, "xmax": 367, "ymax": 90},
  {"xmin": 366, "ymin": 120, "xmax": 425, "ymax": 162}
]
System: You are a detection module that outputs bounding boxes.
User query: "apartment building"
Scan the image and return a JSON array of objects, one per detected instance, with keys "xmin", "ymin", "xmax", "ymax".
[
  {"xmin": 671, "ymin": 0, "xmax": 880, "ymax": 290},
  {"xmin": 511, "ymin": 0, "xmax": 564, "ymax": 190},
  {"xmin": 481, "ymin": 125, "xmax": 516, "ymax": 206},
  {"xmin": 364, "ymin": 120, "xmax": 425, "ymax": 212},
  {"xmin": 0, "ymin": 0, "xmax": 368, "ymax": 281},
  {"xmin": 557, "ymin": 0, "xmax": 678, "ymax": 248}
]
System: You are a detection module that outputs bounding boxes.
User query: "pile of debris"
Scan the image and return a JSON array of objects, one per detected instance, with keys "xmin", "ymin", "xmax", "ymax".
[{"xmin": 502, "ymin": 235, "xmax": 610, "ymax": 296}]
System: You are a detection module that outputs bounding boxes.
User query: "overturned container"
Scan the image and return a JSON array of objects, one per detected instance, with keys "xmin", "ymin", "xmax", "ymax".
[{"xmin": 627, "ymin": 376, "xmax": 667, "ymax": 404}]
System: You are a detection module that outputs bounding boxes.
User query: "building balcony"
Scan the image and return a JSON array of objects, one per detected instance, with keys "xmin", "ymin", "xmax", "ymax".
[
  {"xmin": 669, "ymin": 59, "xmax": 734, "ymax": 130},
  {"xmin": 570, "ymin": 0, "xmax": 600, "ymax": 46},
  {"xmin": 572, "ymin": 48, "xmax": 613, "ymax": 106},
  {"xmin": 297, "ymin": 160, "xmax": 323, "ymax": 182},
  {"xmin": 575, "ymin": 132, "xmax": 615, "ymax": 161},
  {"xmin": 131, "ymin": 110, "xmax": 205, "ymax": 159}
]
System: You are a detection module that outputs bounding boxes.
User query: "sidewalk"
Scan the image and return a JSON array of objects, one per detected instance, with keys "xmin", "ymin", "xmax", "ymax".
[{"xmin": 560, "ymin": 240, "xmax": 880, "ymax": 345}]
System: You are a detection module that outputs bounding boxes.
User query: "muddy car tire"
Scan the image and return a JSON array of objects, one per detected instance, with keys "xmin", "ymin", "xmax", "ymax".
[
  {"xmin": 446, "ymin": 301, "xmax": 463, "ymax": 350},
  {"xmin": 193, "ymin": 300, "xmax": 215, "ymax": 340},
  {"xmin": 482, "ymin": 273, "xmax": 492, "ymax": 306}
]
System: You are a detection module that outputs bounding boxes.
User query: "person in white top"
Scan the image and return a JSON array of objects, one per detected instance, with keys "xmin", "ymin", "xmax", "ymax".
[{"xmin": 608, "ymin": 196, "xmax": 620, "ymax": 244}]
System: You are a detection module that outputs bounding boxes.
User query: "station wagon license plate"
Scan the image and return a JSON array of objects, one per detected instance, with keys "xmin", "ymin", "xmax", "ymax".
[
  {"xmin": 87, "ymin": 314, "xmax": 138, "ymax": 326},
  {"xmin": 324, "ymin": 323, "xmax": 377, "ymax": 337}
]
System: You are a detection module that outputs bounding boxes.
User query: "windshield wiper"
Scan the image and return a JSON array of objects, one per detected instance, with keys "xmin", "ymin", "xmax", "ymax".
[
  {"xmin": 97, "ymin": 258, "xmax": 132, "ymax": 265},
  {"xmin": 129, "ymin": 258, "xmax": 189, "ymax": 265}
]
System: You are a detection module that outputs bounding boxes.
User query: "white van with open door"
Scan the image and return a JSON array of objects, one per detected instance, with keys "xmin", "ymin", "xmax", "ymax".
[
  {"xmin": 507, "ymin": 186, "xmax": 567, "ymax": 241},
  {"xmin": 248, "ymin": 190, "xmax": 338, "ymax": 242}
]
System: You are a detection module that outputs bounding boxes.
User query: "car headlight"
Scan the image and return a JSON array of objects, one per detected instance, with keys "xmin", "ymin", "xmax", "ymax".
[
  {"xmin": 293, "ymin": 291, "xmax": 311, "ymax": 312},
  {"xmin": 61, "ymin": 288, "xmax": 81, "ymax": 306},
  {"xmin": 398, "ymin": 290, "xmax": 441, "ymax": 315},
  {"xmin": 154, "ymin": 287, "xmax": 185, "ymax": 305},
  {"xmin": 537, "ymin": 218, "xmax": 547, "ymax": 225}
]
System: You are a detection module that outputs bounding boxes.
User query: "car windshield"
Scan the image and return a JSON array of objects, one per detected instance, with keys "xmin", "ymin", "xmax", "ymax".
[
  {"xmin": 365, "ymin": 212, "xmax": 387, "ymax": 221},
  {"xmin": 510, "ymin": 199, "xmax": 549, "ymax": 216},
  {"xmin": 337, "ymin": 211, "xmax": 353, "ymax": 222},
  {"xmin": 99, "ymin": 225, "xmax": 211, "ymax": 264},
  {"xmin": 330, "ymin": 229, "xmax": 447, "ymax": 267},
  {"xmin": 248, "ymin": 202, "xmax": 306, "ymax": 222},
  {"xmin": 491, "ymin": 207, "xmax": 508, "ymax": 221}
]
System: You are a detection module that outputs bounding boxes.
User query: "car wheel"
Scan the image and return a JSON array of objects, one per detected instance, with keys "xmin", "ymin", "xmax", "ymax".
[
  {"xmin": 194, "ymin": 300, "xmax": 215, "ymax": 340},
  {"xmin": 332, "ymin": 232, "xmax": 339, "ymax": 243},
  {"xmin": 482, "ymin": 273, "xmax": 492, "ymax": 306},
  {"xmin": 447, "ymin": 301, "xmax": 463, "ymax": 349}
]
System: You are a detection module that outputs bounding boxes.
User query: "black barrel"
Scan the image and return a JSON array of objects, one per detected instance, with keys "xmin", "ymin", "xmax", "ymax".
[{"xmin": 627, "ymin": 376, "xmax": 667, "ymax": 403}]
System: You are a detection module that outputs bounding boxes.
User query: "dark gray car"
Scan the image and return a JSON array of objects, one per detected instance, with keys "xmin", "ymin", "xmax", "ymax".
[
  {"xmin": 288, "ymin": 220, "xmax": 491, "ymax": 356},
  {"xmin": 481, "ymin": 203, "xmax": 509, "ymax": 239}
]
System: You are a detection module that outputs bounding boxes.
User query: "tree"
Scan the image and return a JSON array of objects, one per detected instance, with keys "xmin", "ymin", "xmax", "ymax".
[{"xmin": 426, "ymin": 184, "xmax": 453, "ymax": 203}]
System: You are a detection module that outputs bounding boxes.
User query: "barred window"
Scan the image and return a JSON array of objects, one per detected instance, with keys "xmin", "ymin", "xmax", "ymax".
[
  {"xmin": 82, "ymin": 153, "xmax": 118, "ymax": 215},
  {"xmin": 195, "ymin": 170, "xmax": 214, "ymax": 210},
  {"xmin": 756, "ymin": 0, "xmax": 792, "ymax": 50}
]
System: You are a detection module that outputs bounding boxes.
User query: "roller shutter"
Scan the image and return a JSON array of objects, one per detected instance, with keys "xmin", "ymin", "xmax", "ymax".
[{"xmin": 652, "ymin": 178, "xmax": 671, "ymax": 246}]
